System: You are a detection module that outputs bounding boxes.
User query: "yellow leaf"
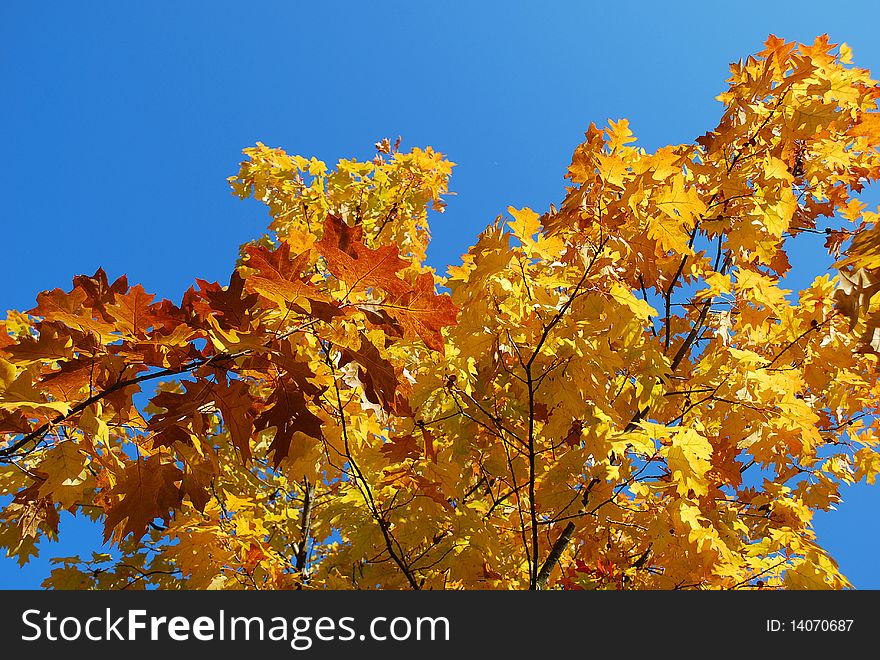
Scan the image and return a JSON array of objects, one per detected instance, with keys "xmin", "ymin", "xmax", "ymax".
[
  {"xmin": 663, "ymin": 428, "xmax": 712, "ymax": 497},
  {"xmin": 655, "ymin": 176, "xmax": 707, "ymax": 223}
]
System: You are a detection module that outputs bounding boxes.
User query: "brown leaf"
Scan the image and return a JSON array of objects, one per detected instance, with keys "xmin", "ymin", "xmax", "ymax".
[
  {"xmin": 380, "ymin": 434, "xmax": 421, "ymax": 462},
  {"xmin": 307, "ymin": 298, "xmax": 348, "ymax": 323},
  {"xmin": 201, "ymin": 271, "xmax": 258, "ymax": 329},
  {"xmin": 420, "ymin": 424, "xmax": 437, "ymax": 462},
  {"xmin": 362, "ymin": 308, "xmax": 404, "ymax": 337},
  {"xmin": 5, "ymin": 483, "xmax": 59, "ymax": 539},
  {"xmin": 563, "ymin": 420, "xmax": 584, "ymax": 448},
  {"xmin": 103, "ymin": 455, "xmax": 184, "ymax": 542},
  {"xmin": 0, "ymin": 410, "xmax": 31, "ymax": 434},
  {"xmin": 72, "ymin": 268, "xmax": 129, "ymax": 323},
  {"xmin": 254, "ymin": 386, "xmax": 323, "ymax": 468},
  {"xmin": 253, "ymin": 341, "xmax": 323, "ymax": 398},
  {"xmin": 146, "ymin": 380, "xmax": 215, "ymax": 447},
  {"xmin": 150, "ymin": 425, "xmax": 192, "ymax": 448},
  {"xmin": 179, "ymin": 458, "xmax": 216, "ymax": 513},
  {"xmin": 341, "ymin": 337, "xmax": 412, "ymax": 416},
  {"xmin": 825, "ymin": 229, "xmax": 851, "ymax": 260},
  {"xmin": 533, "ymin": 402, "xmax": 550, "ymax": 423},
  {"xmin": 208, "ymin": 379, "xmax": 256, "ymax": 462}
]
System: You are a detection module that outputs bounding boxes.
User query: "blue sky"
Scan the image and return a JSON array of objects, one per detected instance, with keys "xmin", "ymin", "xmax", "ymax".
[{"xmin": 1, "ymin": 1, "xmax": 879, "ymax": 588}]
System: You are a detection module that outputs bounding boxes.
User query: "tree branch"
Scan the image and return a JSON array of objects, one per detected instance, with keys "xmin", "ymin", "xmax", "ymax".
[
  {"xmin": 294, "ymin": 476, "xmax": 315, "ymax": 588},
  {"xmin": 535, "ymin": 521, "xmax": 575, "ymax": 589}
]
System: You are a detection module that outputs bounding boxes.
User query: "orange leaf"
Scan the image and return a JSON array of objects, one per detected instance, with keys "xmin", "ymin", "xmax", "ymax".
[
  {"xmin": 105, "ymin": 284, "xmax": 156, "ymax": 338},
  {"xmin": 243, "ymin": 243, "xmax": 327, "ymax": 309},
  {"xmin": 381, "ymin": 272, "xmax": 458, "ymax": 352},
  {"xmin": 316, "ymin": 214, "xmax": 409, "ymax": 297}
]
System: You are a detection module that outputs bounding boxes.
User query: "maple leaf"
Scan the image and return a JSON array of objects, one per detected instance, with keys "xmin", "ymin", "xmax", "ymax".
[
  {"xmin": 5, "ymin": 483, "xmax": 60, "ymax": 539},
  {"xmin": 663, "ymin": 428, "xmax": 713, "ymax": 497},
  {"xmin": 5, "ymin": 326, "xmax": 73, "ymax": 365},
  {"xmin": 34, "ymin": 442, "xmax": 90, "ymax": 506},
  {"xmin": 187, "ymin": 271, "xmax": 259, "ymax": 330},
  {"xmin": 38, "ymin": 356, "xmax": 96, "ymax": 401},
  {"xmin": 304, "ymin": 298, "xmax": 347, "ymax": 324},
  {"xmin": 648, "ymin": 215, "xmax": 693, "ymax": 255},
  {"xmin": 146, "ymin": 380, "xmax": 216, "ymax": 447},
  {"xmin": 655, "ymin": 176, "xmax": 707, "ymax": 222},
  {"xmin": 28, "ymin": 287, "xmax": 116, "ymax": 338},
  {"xmin": 759, "ymin": 34, "xmax": 797, "ymax": 61},
  {"xmin": 72, "ymin": 268, "xmax": 129, "ymax": 322},
  {"xmin": 0, "ymin": 364, "xmax": 71, "ymax": 416},
  {"xmin": 824, "ymin": 229, "xmax": 851, "ymax": 259},
  {"xmin": 179, "ymin": 457, "xmax": 215, "ymax": 513}
]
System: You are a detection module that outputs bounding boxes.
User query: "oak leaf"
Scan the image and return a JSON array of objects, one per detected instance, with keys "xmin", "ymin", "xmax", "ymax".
[
  {"xmin": 378, "ymin": 271, "xmax": 458, "ymax": 352},
  {"xmin": 254, "ymin": 386, "xmax": 323, "ymax": 468},
  {"xmin": 341, "ymin": 337, "xmax": 412, "ymax": 416},
  {"xmin": 103, "ymin": 455, "xmax": 184, "ymax": 542},
  {"xmin": 316, "ymin": 214, "xmax": 410, "ymax": 297}
]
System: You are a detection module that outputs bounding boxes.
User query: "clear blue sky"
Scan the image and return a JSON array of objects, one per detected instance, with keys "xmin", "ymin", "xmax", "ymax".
[{"xmin": 1, "ymin": 1, "xmax": 879, "ymax": 588}]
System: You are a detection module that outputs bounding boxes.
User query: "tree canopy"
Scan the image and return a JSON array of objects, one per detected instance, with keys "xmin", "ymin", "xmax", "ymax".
[{"xmin": 2, "ymin": 35, "xmax": 880, "ymax": 590}]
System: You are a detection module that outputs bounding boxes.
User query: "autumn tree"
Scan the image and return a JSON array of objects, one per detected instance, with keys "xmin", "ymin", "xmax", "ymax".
[{"xmin": 2, "ymin": 35, "xmax": 880, "ymax": 590}]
